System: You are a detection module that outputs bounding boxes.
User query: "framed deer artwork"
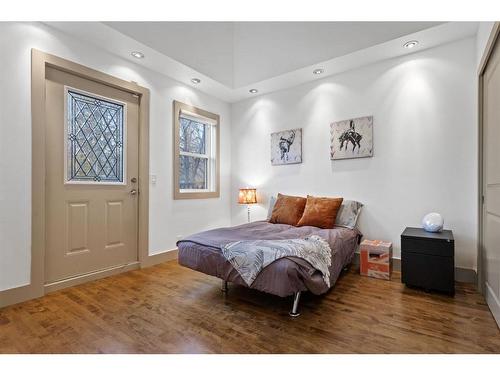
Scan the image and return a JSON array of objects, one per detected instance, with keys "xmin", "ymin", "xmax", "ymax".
[
  {"xmin": 330, "ymin": 116, "xmax": 373, "ymax": 160},
  {"xmin": 270, "ymin": 128, "xmax": 302, "ymax": 165}
]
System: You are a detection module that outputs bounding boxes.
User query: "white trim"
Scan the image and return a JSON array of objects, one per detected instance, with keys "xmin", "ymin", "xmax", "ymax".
[
  {"xmin": 63, "ymin": 85, "xmax": 128, "ymax": 186},
  {"xmin": 44, "ymin": 261, "xmax": 140, "ymax": 293},
  {"xmin": 485, "ymin": 281, "xmax": 500, "ymax": 329},
  {"xmin": 180, "ymin": 109, "xmax": 218, "ymax": 125},
  {"xmin": 179, "ymin": 151, "xmax": 209, "ymax": 159},
  {"xmin": 209, "ymin": 122, "xmax": 216, "ymax": 191}
]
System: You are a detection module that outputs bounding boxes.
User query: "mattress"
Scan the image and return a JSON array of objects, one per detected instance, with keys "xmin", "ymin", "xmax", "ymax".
[{"xmin": 177, "ymin": 221, "xmax": 361, "ymax": 297}]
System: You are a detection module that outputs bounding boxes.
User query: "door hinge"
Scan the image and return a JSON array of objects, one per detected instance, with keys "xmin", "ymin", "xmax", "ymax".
[{"xmin": 482, "ymin": 195, "xmax": 485, "ymax": 204}]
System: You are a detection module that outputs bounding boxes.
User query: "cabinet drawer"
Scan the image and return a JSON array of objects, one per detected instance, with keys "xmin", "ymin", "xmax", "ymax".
[
  {"xmin": 401, "ymin": 237, "xmax": 454, "ymax": 257},
  {"xmin": 401, "ymin": 252, "xmax": 454, "ymax": 294}
]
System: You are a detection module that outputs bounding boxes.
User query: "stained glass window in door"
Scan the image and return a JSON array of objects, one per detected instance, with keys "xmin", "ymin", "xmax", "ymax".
[{"xmin": 66, "ymin": 89, "xmax": 125, "ymax": 183}]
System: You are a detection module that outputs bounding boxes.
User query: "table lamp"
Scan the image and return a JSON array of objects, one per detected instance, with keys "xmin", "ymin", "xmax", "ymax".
[{"xmin": 238, "ymin": 188, "xmax": 257, "ymax": 223}]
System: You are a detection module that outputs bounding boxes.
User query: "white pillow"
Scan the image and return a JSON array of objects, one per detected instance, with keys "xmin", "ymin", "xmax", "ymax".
[
  {"xmin": 335, "ymin": 200, "xmax": 363, "ymax": 229},
  {"xmin": 266, "ymin": 195, "xmax": 277, "ymax": 220}
]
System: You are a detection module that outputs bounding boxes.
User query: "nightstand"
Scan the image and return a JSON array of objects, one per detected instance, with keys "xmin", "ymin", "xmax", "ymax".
[{"xmin": 401, "ymin": 227, "xmax": 455, "ymax": 295}]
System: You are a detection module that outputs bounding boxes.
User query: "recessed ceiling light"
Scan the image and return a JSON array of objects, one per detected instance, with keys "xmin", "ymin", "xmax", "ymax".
[
  {"xmin": 403, "ymin": 40, "xmax": 419, "ymax": 49},
  {"xmin": 249, "ymin": 89, "xmax": 258, "ymax": 94},
  {"xmin": 191, "ymin": 78, "xmax": 201, "ymax": 84},
  {"xmin": 131, "ymin": 51, "xmax": 144, "ymax": 59},
  {"xmin": 313, "ymin": 68, "xmax": 324, "ymax": 75}
]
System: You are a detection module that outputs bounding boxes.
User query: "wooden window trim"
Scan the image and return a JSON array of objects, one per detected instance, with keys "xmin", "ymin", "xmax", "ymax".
[{"xmin": 173, "ymin": 100, "xmax": 220, "ymax": 199}]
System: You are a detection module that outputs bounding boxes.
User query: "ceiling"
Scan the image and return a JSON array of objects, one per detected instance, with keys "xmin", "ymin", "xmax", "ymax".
[
  {"xmin": 48, "ymin": 22, "xmax": 479, "ymax": 102},
  {"xmin": 105, "ymin": 22, "xmax": 443, "ymax": 88}
]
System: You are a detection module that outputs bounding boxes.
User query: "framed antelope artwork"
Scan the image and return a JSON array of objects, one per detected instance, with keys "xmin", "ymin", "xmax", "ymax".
[{"xmin": 270, "ymin": 128, "xmax": 302, "ymax": 165}]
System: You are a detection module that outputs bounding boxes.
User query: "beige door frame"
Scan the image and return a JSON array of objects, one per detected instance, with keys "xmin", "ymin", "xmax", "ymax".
[
  {"xmin": 478, "ymin": 22, "xmax": 500, "ymax": 294},
  {"xmin": 0, "ymin": 49, "xmax": 150, "ymax": 307}
]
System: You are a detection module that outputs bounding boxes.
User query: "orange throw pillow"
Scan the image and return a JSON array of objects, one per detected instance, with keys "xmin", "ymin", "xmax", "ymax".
[
  {"xmin": 269, "ymin": 193, "xmax": 307, "ymax": 226},
  {"xmin": 297, "ymin": 195, "xmax": 344, "ymax": 229}
]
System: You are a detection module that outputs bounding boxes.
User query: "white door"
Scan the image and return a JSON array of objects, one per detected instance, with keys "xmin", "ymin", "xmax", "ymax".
[
  {"xmin": 44, "ymin": 66, "xmax": 139, "ymax": 284},
  {"xmin": 482, "ymin": 34, "xmax": 500, "ymax": 327}
]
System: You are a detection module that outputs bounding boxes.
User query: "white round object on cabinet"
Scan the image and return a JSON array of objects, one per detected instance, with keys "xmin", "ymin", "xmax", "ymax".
[{"xmin": 422, "ymin": 213, "xmax": 444, "ymax": 233}]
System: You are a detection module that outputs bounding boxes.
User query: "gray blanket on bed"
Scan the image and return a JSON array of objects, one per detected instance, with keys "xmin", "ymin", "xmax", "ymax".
[{"xmin": 221, "ymin": 235, "xmax": 333, "ymax": 287}]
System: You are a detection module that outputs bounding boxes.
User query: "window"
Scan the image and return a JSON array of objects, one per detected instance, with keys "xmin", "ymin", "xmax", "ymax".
[
  {"xmin": 65, "ymin": 87, "xmax": 126, "ymax": 184},
  {"xmin": 173, "ymin": 101, "xmax": 219, "ymax": 199}
]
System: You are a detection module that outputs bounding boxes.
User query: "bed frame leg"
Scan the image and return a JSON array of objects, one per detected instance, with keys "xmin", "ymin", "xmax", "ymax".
[
  {"xmin": 221, "ymin": 280, "xmax": 228, "ymax": 293},
  {"xmin": 289, "ymin": 291, "xmax": 302, "ymax": 317}
]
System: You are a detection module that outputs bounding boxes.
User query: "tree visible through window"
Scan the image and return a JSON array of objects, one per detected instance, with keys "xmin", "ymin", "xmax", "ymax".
[
  {"xmin": 174, "ymin": 101, "xmax": 219, "ymax": 199},
  {"xmin": 179, "ymin": 117, "xmax": 209, "ymax": 190}
]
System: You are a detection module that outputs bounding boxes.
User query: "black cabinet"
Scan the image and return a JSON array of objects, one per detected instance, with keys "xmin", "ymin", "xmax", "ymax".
[{"xmin": 401, "ymin": 227, "xmax": 455, "ymax": 295}]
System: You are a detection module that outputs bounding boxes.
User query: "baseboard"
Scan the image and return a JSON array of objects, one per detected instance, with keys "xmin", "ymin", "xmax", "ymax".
[
  {"xmin": 455, "ymin": 267, "xmax": 477, "ymax": 284},
  {"xmin": 141, "ymin": 248, "xmax": 178, "ymax": 268},
  {"xmin": 0, "ymin": 283, "xmax": 42, "ymax": 309},
  {"xmin": 45, "ymin": 248, "xmax": 179, "ymax": 293},
  {"xmin": 1, "ymin": 250, "xmax": 179, "ymax": 308},
  {"xmin": 44, "ymin": 261, "xmax": 141, "ymax": 294},
  {"xmin": 485, "ymin": 281, "xmax": 500, "ymax": 329},
  {"xmin": 352, "ymin": 253, "xmax": 477, "ymax": 284}
]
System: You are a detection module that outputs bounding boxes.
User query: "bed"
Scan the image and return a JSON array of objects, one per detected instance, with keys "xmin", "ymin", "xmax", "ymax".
[{"xmin": 177, "ymin": 220, "xmax": 361, "ymax": 316}]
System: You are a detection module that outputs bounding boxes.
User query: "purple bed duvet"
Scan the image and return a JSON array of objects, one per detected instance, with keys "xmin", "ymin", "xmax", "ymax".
[{"xmin": 177, "ymin": 221, "xmax": 361, "ymax": 297}]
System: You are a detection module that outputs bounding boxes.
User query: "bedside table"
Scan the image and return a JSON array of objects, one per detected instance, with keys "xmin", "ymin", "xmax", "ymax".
[{"xmin": 401, "ymin": 227, "xmax": 455, "ymax": 295}]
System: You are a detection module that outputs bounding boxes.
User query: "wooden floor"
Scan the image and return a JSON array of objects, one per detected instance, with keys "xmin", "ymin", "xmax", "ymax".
[{"xmin": 1, "ymin": 260, "xmax": 499, "ymax": 353}]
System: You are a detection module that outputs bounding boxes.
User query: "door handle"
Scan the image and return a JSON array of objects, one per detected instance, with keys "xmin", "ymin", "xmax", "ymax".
[{"xmin": 130, "ymin": 189, "xmax": 138, "ymax": 196}]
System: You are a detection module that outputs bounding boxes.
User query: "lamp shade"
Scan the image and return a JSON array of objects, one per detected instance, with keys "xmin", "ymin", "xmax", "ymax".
[{"xmin": 238, "ymin": 188, "xmax": 257, "ymax": 204}]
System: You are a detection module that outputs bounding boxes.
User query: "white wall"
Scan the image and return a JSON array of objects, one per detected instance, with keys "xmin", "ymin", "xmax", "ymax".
[
  {"xmin": 0, "ymin": 22, "xmax": 482, "ymax": 293},
  {"xmin": 0, "ymin": 22, "xmax": 231, "ymax": 291},
  {"xmin": 230, "ymin": 37, "xmax": 477, "ymax": 269}
]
